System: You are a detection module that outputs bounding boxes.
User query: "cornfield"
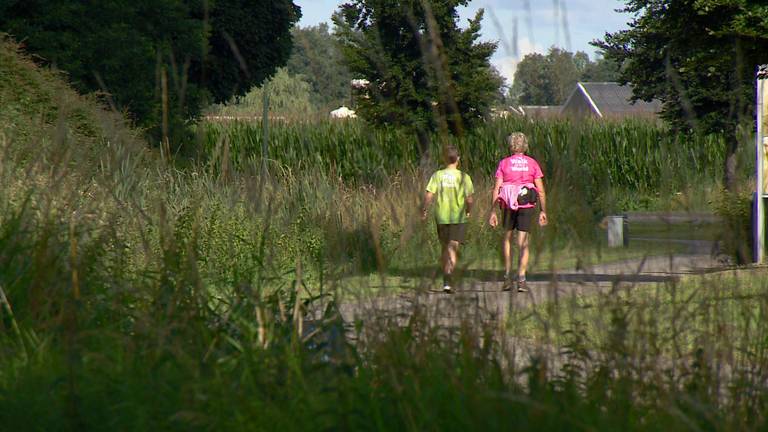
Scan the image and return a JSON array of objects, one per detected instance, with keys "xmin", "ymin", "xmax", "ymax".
[{"xmin": 202, "ymin": 117, "xmax": 727, "ymax": 211}]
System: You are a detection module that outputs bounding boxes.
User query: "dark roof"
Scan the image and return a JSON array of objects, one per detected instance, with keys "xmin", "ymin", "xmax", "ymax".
[
  {"xmin": 519, "ymin": 105, "xmax": 561, "ymax": 118},
  {"xmin": 562, "ymin": 82, "xmax": 661, "ymax": 118}
]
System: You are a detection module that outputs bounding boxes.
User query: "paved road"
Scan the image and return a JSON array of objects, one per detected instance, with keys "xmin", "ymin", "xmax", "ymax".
[
  {"xmin": 334, "ymin": 254, "xmax": 725, "ymax": 329},
  {"xmin": 304, "ymin": 253, "xmax": 732, "ymax": 381}
]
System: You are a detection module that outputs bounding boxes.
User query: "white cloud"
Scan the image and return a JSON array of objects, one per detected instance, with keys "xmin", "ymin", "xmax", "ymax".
[{"xmin": 491, "ymin": 37, "xmax": 544, "ymax": 84}]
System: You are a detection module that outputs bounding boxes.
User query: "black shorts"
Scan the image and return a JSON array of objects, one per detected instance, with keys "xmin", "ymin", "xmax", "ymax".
[
  {"xmin": 437, "ymin": 223, "xmax": 467, "ymax": 244},
  {"xmin": 502, "ymin": 207, "xmax": 536, "ymax": 232}
]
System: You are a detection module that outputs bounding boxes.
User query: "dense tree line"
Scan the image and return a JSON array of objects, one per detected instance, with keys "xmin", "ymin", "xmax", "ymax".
[{"xmin": 510, "ymin": 48, "xmax": 620, "ymax": 106}]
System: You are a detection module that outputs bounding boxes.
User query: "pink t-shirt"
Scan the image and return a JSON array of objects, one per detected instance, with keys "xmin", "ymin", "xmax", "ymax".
[{"xmin": 495, "ymin": 154, "xmax": 544, "ymax": 184}]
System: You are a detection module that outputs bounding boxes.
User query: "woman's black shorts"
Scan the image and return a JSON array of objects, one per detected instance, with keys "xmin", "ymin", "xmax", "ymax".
[{"xmin": 502, "ymin": 207, "xmax": 536, "ymax": 232}]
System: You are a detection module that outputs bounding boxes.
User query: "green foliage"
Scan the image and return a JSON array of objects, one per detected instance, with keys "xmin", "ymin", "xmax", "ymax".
[
  {"xmin": 334, "ymin": 0, "xmax": 501, "ymax": 138},
  {"xmin": 0, "ymin": 0, "xmax": 301, "ymax": 143},
  {"xmin": 511, "ymin": 48, "xmax": 620, "ymax": 106},
  {"xmin": 510, "ymin": 53, "xmax": 551, "ymax": 105},
  {"xmin": 203, "ymin": 0, "xmax": 302, "ymax": 103},
  {"xmin": 597, "ymin": 0, "xmax": 768, "ymax": 134},
  {"xmin": 595, "ymin": 0, "xmax": 768, "ymax": 191},
  {"xmin": 580, "ymin": 55, "xmax": 621, "ymax": 82},
  {"xmin": 0, "ymin": 36, "xmax": 150, "ymax": 175},
  {"xmin": 287, "ymin": 23, "xmax": 353, "ymax": 110},
  {"xmin": 208, "ymin": 68, "xmax": 317, "ymax": 120},
  {"xmin": 712, "ymin": 186, "xmax": 753, "ymax": 264}
]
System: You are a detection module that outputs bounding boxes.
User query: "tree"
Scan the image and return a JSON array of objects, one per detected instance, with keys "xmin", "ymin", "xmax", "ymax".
[
  {"xmin": 0, "ymin": 0, "xmax": 301, "ymax": 143},
  {"xmin": 211, "ymin": 68, "xmax": 316, "ymax": 120},
  {"xmin": 580, "ymin": 56, "xmax": 620, "ymax": 82},
  {"xmin": 510, "ymin": 53, "xmax": 553, "ymax": 105},
  {"xmin": 203, "ymin": 0, "xmax": 301, "ymax": 104},
  {"xmin": 548, "ymin": 48, "xmax": 581, "ymax": 104},
  {"xmin": 594, "ymin": 0, "xmax": 768, "ymax": 192},
  {"xmin": 334, "ymin": 0, "xmax": 500, "ymax": 157},
  {"xmin": 287, "ymin": 23, "xmax": 353, "ymax": 110},
  {"xmin": 509, "ymin": 48, "xmax": 608, "ymax": 106}
]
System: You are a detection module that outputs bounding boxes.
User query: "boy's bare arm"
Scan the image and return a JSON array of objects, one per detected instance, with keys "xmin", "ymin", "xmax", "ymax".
[
  {"xmin": 465, "ymin": 195, "xmax": 474, "ymax": 218},
  {"xmin": 421, "ymin": 191, "xmax": 434, "ymax": 220}
]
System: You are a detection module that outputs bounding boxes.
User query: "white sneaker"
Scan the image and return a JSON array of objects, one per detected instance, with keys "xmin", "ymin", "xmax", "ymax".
[{"xmin": 442, "ymin": 285, "xmax": 453, "ymax": 293}]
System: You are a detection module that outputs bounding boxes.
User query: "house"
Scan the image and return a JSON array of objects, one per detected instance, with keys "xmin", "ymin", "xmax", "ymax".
[
  {"xmin": 560, "ymin": 82, "xmax": 661, "ymax": 120},
  {"xmin": 516, "ymin": 105, "xmax": 562, "ymax": 119}
]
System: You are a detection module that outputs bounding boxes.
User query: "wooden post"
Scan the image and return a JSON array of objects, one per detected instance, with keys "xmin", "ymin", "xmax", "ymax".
[{"xmin": 607, "ymin": 215, "xmax": 627, "ymax": 248}]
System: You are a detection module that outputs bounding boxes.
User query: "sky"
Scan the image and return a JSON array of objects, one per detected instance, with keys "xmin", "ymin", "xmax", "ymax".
[{"xmin": 293, "ymin": 0, "xmax": 634, "ymax": 84}]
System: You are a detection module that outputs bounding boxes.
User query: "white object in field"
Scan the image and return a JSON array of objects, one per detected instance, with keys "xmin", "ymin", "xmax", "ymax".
[
  {"xmin": 607, "ymin": 215, "xmax": 627, "ymax": 248},
  {"xmin": 330, "ymin": 106, "xmax": 357, "ymax": 119},
  {"xmin": 350, "ymin": 79, "xmax": 370, "ymax": 89},
  {"xmin": 756, "ymin": 65, "xmax": 767, "ymax": 264},
  {"xmin": 490, "ymin": 108, "xmax": 511, "ymax": 119}
]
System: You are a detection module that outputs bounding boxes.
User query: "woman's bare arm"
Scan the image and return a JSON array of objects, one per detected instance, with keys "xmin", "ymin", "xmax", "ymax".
[
  {"xmin": 534, "ymin": 178, "xmax": 548, "ymax": 226},
  {"xmin": 488, "ymin": 177, "xmax": 503, "ymax": 226}
]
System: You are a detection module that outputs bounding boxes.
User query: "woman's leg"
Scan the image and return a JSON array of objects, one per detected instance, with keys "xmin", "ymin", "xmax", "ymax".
[
  {"xmin": 517, "ymin": 230, "xmax": 530, "ymax": 279},
  {"xmin": 503, "ymin": 229, "xmax": 514, "ymax": 277}
]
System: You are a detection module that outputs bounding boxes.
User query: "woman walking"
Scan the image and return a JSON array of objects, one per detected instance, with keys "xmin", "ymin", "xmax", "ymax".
[{"xmin": 488, "ymin": 133, "xmax": 548, "ymax": 292}]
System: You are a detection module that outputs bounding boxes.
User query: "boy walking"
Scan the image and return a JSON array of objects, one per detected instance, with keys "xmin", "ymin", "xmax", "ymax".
[{"xmin": 421, "ymin": 146, "xmax": 474, "ymax": 293}]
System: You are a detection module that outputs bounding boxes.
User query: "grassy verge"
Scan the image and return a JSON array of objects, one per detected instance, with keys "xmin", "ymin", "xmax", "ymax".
[{"xmin": 510, "ymin": 268, "xmax": 768, "ymax": 352}]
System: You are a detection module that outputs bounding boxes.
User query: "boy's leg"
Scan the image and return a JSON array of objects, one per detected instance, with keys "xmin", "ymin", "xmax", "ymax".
[
  {"xmin": 440, "ymin": 240, "xmax": 459, "ymax": 290},
  {"xmin": 437, "ymin": 224, "xmax": 451, "ymax": 288},
  {"xmin": 439, "ymin": 224, "xmax": 464, "ymax": 290},
  {"xmin": 444, "ymin": 240, "xmax": 459, "ymax": 275}
]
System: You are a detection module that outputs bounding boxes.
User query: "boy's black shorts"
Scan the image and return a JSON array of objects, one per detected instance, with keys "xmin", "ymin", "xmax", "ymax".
[
  {"xmin": 437, "ymin": 223, "xmax": 467, "ymax": 244},
  {"xmin": 502, "ymin": 207, "xmax": 536, "ymax": 232}
]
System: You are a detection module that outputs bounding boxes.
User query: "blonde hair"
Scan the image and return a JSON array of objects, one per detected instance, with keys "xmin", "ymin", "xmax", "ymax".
[{"xmin": 506, "ymin": 132, "xmax": 529, "ymax": 154}]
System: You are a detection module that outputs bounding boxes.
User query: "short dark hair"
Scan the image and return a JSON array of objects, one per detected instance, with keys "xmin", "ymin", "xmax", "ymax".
[{"xmin": 444, "ymin": 145, "xmax": 459, "ymax": 164}]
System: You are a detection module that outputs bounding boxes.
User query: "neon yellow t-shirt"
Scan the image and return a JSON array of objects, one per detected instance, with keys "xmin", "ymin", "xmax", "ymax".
[{"xmin": 426, "ymin": 168, "xmax": 474, "ymax": 224}]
